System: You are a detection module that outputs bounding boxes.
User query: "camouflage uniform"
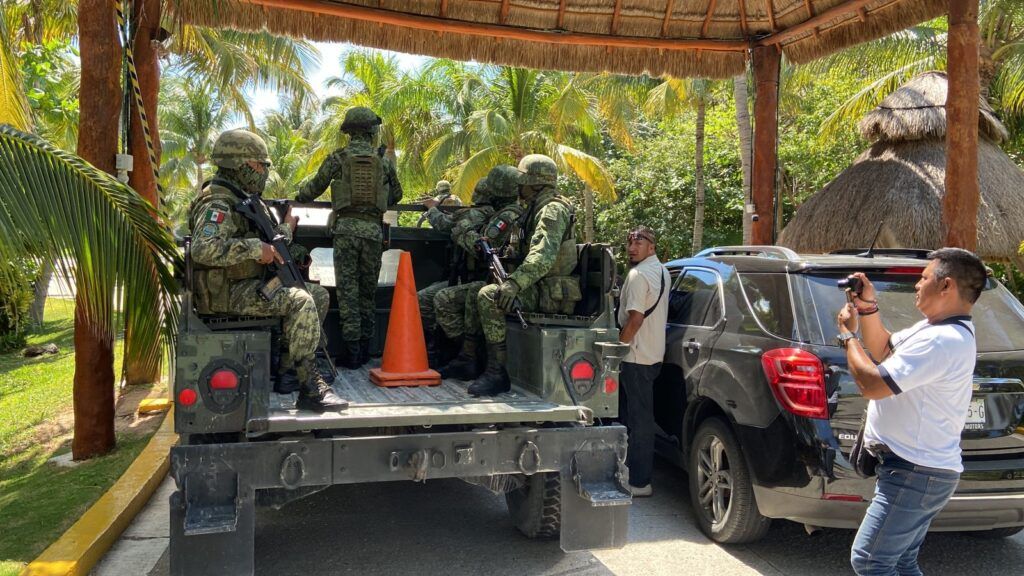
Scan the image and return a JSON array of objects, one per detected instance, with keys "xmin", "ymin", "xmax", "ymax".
[
  {"xmin": 417, "ymin": 204, "xmax": 493, "ymax": 329},
  {"xmin": 296, "ymin": 107, "xmax": 403, "ymax": 367},
  {"xmin": 189, "ymin": 129, "xmax": 345, "ymax": 412},
  {"xmin": 471, "ymin": 156, "xmax": 579, "ymax": 396}
]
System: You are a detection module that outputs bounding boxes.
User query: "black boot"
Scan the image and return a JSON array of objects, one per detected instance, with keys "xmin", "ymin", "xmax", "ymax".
[
  {"xmin": 440, "ymin": 337, "xmax": 483, "ymax": 381},
  {"xmin": 468, "ymin": 342, "xmax": 510, "ymax": 397},
  {"xmin": 424, "ymin": 321, "xmax": 441, "ymax": 368},
  {"xmin": 358, "ymin": 339, "xmax": 371, "ymax": 366},
  {"xmin": 338, "ymin": 340, "xmax": 361, "ymax": 370},
  {"xmin": 295, "ymin": 363, "xmax": 349, "ymax": 412}
]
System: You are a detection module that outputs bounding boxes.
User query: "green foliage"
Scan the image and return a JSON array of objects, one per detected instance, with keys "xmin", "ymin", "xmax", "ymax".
[
  {"xmin": 19, "ymin": 38, "xmax": 78, "ymax": 150},
  {"xmin": 989, "ymin": 261, "xmax": 1024, "ymax": 303},
  {"xmin": 0, "ymin": 258, "xmax": 37, "ymax": 352}
]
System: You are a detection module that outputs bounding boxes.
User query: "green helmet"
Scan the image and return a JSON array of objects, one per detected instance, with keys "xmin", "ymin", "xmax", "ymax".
[
  {"xmin": 435, "ymin": 180, "xmax": 452, "ymax": 193},
  {"xmin": 517, "ymin": 154, "xmax": 558, "ymax": 187},
  {"xmin": 486, "ymin": 165, "xmax": 523, "ymax": 200},
  {"xmin": 470, "ymin": 177, "xmax": 492, "ymax": 205},
  {"xmin": 340, "ymin": 106, "xmax": 382, "ymax": 134},
  {"xmin": 211, "ymin": 129, "xmax": 270, "ymax": 170}
]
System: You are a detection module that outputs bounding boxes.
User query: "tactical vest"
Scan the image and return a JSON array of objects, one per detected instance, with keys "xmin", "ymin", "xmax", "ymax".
[
  {"xmin": 330, "ymin": 151, "xmax": 388, "ymax": 222},
  {"xmin": 522, "ymin": 194, "xmax": 581, "ymax": 315},
  {"xmin": 189, "ymin": 184, "xmax": 265, "ymax": 314}
]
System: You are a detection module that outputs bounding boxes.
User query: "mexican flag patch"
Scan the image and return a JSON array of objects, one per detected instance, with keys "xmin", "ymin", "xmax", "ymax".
[{"xmin": 205, "ymin": 208, "xmax": 226, "ymax": 224}]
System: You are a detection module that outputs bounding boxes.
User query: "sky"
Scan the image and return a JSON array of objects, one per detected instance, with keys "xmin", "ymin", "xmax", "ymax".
[{"xmin": 247, "ymin": 41, "xmax": 428, "ymax": 121}]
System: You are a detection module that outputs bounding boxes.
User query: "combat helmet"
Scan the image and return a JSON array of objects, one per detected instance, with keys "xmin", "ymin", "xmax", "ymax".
[
  {"xmin": 435, "ymin": 180, "xmax": 452, "ymax": 193},
  {"xmin": 340, "ymin": 106, "xmax": 383, "ymax": 134},
  {"xmin": 486, "ymin": 165, "xmax": 523, "ymax": 201},
  {"xmin": 517, "ymin": 154, "xmax": 558, "ymax": 187},
  {"xmin": 470, "ymin": 177, "xmax": 492, "ymax": 205},
  {"xmin": 211, "ymin": 129, "xmax": 270, "ymax": 170}
]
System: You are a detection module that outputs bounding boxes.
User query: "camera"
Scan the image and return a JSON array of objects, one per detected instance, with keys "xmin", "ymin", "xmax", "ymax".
[{"xmin": 837, "ymin": 275, "xmax": 863, "ymax": 294}]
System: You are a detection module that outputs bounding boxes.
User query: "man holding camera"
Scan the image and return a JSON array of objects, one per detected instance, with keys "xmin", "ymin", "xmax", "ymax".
[{"xmin": 837, "ymin": 248, "xmax": 985, "ymax": 576}]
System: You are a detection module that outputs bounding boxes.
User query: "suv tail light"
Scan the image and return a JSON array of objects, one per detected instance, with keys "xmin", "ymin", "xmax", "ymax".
[
  {"xmin": 209, "ymin": 369, "xmax": 239, "ymax": 390},
  {"xmin": 761, "ymin": 348, "xmax": 828, "ymax": 419}
]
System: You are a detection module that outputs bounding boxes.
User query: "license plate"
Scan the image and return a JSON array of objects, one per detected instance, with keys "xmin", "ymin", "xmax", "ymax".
[{"xmin": 965, "ymin": 398, "xmax": 986, "ymax": 428}]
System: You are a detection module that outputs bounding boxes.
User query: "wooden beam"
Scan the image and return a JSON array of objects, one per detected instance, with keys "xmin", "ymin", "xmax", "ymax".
[
  {"xmin": 661, "ymin": 0, "xmax": 676, "ymax": 37},
  {"xmin": 944, "ymin": 0, "xmax": 980, "ymax": 250},
  {"xmin": 611, "ymin": 0, "xmax": 622, "ymax": 34},
  {"xmin": 242, "ymin": 0, "xmax": 750, "ymax": 52},
  {"xmin": 500, "ymin": 0, "xmax": 510, "ymax": 25},
  {"xmin": 765, "ymin": 0, "xmax": 777, "ymax": 32},
  {"xmin": 751, "ymin": 44, "xmax": 780, "ymax": 245},
  {"xmin": 803, "ymin": 0, "xmax": 814, "ymax": 19},
  {"xmin": 702, "ymin": 0, "xmax": 718, "ymax": 38},
  {"xmin": 758, "ymin": 0, "xmax": 875, "ymax": 47},
  {"xmin": 440, "ymin": 0, "xmax": 448, "ymax": 18},
  {"xmin": 738, "ymin": 0, "xmax": 749, "ymax": 37},
  {"xmin": 557, "ymin": 0, "xmax": 567, "ymax": 29}
]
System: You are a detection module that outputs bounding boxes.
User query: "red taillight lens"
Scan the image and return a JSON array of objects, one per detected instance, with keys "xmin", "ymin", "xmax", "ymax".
[
  {"xmin": 885, "ymin": 267, "xmax": 925, "ymax": 275},
  {"xmin": 604, "ymin": 377, "xmax": 618, "ymax": 394},
  {"xmin": 209, "ymin": 369, "xmax": 239, "ymax": 390},
  {"xmin": 823, "ymin": 493, "xmax": 865, "ymax": 502},
  {"xmin": 178, "ymin": 388, "xmax": 197, "ymax": 407},
  {"xmin": 570, "ymin": 360, "xmax": 595, "ymax": 381},
  {"xmin": 761, "ymin": 348, "xmax": 828, "ymax": 419}
]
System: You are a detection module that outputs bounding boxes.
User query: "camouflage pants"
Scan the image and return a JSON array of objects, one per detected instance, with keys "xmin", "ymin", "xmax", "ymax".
[
  {"xmin": 333, "ymin": 234, "xmax": 382, "ymax": 341},
  {"xmin": 476, "ymin": 282, "xmax": 539, "ymax": 344},
  {"xmin": 229, "ymin": 279, "xmax": 329, "ymax": 371},
  {"xmin": 417, "ymin": 281, "xmax": 448, "ymax": 330},
  {"xmin": 436, "ymin": 280, "xmax": 486, "ymax": 338}
]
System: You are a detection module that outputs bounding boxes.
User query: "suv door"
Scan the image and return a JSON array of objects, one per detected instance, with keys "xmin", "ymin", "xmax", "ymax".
[{"xmin": 655, "ymin": 268, "xmax": 726, "ymax": 444}]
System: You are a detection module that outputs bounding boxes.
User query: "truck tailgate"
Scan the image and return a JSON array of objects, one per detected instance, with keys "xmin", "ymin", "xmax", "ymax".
[{"xmin": 259, "ymin": 365, "xmax": 589, "ymax": 433}]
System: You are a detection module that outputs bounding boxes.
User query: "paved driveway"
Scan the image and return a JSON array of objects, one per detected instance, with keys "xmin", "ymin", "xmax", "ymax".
[{"xmin": 97, "ymin": 460, "xmax": 1024, "ymax": 575}]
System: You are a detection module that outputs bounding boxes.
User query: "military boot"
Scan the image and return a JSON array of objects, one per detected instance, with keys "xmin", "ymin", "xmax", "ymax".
[
  {"xmin": 295, "ymin": 361, "xmax": 349, "ymax": 412},
  {"xmin": 358, "ymin": 339, "xmax": 371, "ymax": 366},
  {"xmin": 468, "ymin": 342, "xmax": 510, "ymax": 397},
  {"xmin": 339, "ymin": 340, "xmax": 361, "ymax": 370},
  {"xmin": 439, "ymin": 337, "xmax": 483, "ymax": 381}
]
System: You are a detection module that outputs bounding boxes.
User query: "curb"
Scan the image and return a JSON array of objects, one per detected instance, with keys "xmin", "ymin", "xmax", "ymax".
[{"xmin": 21, "ymin": 406, "xmax": 178, "ymax": 576}]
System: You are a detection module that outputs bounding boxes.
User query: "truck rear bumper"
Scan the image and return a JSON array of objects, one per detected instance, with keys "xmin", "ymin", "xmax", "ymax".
[{"xmin": 170, "ymin": 425, "xmax": 630, "ymax": 575}]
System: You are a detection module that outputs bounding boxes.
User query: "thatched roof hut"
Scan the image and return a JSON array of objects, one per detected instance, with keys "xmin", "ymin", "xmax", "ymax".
[
  {"xmin": 166, "ymin": 0, "xmax": 948, "ymax": 79},
  {"xmin": 778, "ymin": 72, "xmax": 1024, "ymax": 265}
]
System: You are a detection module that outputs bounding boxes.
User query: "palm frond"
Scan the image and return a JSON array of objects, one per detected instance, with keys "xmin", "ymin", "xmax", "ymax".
[
  {"xmin": 0, "ymin": 125, "xmax": 181, "ymax": 377},
  {"xmin": 552, "ymin": 144, "xmax": 617, "ymax": 202},
  {"xmin": 451, "ymin": 146, "xmax": 504, "ymax": 201},
  {"xmin": 0, "ymin": 16, "xmax": 31, "ymax": 131}
]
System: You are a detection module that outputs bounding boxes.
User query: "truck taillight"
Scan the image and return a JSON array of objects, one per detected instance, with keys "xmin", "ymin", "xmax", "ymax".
[
  {"xmin": 209, "ymin": 369, "xmax": 239, "ymax": 390},
  {"xmin": 570, "ymin": 360, "xmax": 595, "ymax": 381},
  {"xmin": 178, "ymin": 388, "xmax": 197, "ymax": 407},
  {"xmin": 603, "ymin": 377, "xmax": 617, "ymax": 394},
  {"xmin": 761, "ymin": 348, "xmax": 828, "ymax": 419}
]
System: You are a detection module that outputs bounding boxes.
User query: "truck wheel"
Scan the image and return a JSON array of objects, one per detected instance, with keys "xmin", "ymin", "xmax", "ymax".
[
  {"xmin": 505, "ymin": 472, "xmax": 561, "ymax": 539},
  {"xmin": 689, "ymin": 418, "xmax": 771, "ymax": 544},
  {"xmin": 968, "ymin": 526, "xmax": 1024, "ymax": 539}
]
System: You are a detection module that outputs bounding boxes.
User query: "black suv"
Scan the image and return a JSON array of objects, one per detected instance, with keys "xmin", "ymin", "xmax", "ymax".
[{"xmin": 654, "ymin": 246, "xmax": 1024, "ymax": 543}]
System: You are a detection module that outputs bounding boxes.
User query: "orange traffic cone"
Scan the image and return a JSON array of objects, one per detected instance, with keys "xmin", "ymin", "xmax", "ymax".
[{"xmin": 370, "ymin": 250, "xmax": 442, "ymax": 387}]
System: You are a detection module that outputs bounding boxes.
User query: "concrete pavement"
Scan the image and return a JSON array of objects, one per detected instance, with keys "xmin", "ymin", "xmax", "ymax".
[{"xmin": 93, "ymin": 460, "xmax": 1024, "ymax": 575}]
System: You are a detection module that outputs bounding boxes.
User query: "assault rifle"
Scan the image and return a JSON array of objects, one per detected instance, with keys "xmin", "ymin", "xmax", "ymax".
[
  {"xmin": 476, "ymin": 238, "xmax": 528, "ymax": 329},
  {"xmin": 235, "ymin": 195, "xmax": 337, "ymax": 379}
]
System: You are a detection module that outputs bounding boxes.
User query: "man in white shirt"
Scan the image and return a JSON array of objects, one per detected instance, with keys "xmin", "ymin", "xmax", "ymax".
[
  {"xmin": 837, "ymin": 248, "xmax": 986, "ymax": 576},
  {"xmin": 617, "ymin": 226, "xmax": 670, "ymax": 497}
]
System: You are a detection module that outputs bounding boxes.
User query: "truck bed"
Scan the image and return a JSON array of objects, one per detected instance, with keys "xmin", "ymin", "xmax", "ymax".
[{"xmin": 263, "ymin": 362, "xmax": 588, "ymax": 433}]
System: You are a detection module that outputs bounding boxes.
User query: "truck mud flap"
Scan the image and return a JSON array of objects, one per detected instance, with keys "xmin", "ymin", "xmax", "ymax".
[{"xmin": 560, "ymin": 438, "xmax": 631, "ymax": 551}]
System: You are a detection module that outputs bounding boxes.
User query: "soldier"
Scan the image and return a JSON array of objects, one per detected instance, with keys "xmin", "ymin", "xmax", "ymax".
[
  {"xmin": 296, "ymin": 107, "xmax": 403, "ymax": 369},
  {"xmin": 416, "ymin": 180, "xmax": 461, "ymax": 227},
  {"xmin": 471, "ymin": 155, "xmax": 580, "ymax": 396},
  {"xmin": 436, "ymin": 165, "xmax": 524, "ymax": 380},
  {"xmin": 417, "ymin": 177, "xmax": 495, "ymax": 365},
  {"xmin": 188, "ymin": 129, "xmax": 347, "ymax": 412}
]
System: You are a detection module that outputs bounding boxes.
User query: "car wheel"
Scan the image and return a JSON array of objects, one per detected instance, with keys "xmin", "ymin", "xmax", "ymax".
[
  {"xmin": 505, "ymin": 472, "xmax": 561, "ymax": 539},
  {"xmin": 689, "ymin": 418, "xmax": 771, "ymax": 544},
  {"xmin": 967, "ymin": 526, "xmax": 1024, "ymax": 539}
]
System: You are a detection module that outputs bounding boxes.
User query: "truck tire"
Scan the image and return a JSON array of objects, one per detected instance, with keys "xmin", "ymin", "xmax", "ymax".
[
  {"xmin": 689, "ymin": 418, "xmax": 771, "ymax": 544},
  {"xmin": 505, "ymin": 472, "xmax": 561, "ymax": 539}
]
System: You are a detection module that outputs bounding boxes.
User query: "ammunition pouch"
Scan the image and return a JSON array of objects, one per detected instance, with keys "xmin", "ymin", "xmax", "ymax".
[
  {"xmin": 537, "ymin": 275, "xmax": 582, "ymax": 315},
  {"xmin": 330, "ymin": 152, "xmax": 387, "ymax": 217},
  {"xmin": 193, "ymin": 262, "xmax": 264, "ymax": 314}
]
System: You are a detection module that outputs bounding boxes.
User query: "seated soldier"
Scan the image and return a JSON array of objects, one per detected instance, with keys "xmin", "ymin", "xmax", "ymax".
[{"xmin": 188, "ymin": 129, "xmax": 347, "ymax": 412}]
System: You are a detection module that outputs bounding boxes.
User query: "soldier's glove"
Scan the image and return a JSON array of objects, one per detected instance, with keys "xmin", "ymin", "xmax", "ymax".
[{"xmin": 495, "ymin": 279, "xmax": 520, "ymax": 312}]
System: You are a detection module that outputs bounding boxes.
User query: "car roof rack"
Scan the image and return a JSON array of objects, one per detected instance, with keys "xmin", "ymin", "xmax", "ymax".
[
  {"xmin": 695, "ymin": 246, "xmax": 800, "ymax": 261},
  {"xmin": 828, "ymin": 248, "xmax": 932, "ymax": 259}
]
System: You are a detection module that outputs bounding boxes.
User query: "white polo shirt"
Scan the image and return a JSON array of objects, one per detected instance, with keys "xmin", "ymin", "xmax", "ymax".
[
  {"xmin": 866, "ymin": 315, "xmax": 976, "ymax": 472},
  {"xmin": 617, "ymin": 255, "xmax": 670, "ymax": 366}
]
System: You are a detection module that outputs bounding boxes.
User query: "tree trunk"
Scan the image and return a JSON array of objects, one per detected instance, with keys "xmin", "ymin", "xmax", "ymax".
[
  {"xmin": 74, "ymin": 0, "xmax": 121, "ymax": 460},
  {"xmin": 124, "ymin": 0, "xmax": 163, "ymax": 386},
  {"xmin": 944, "ymin": 0, "xmax": 980, "ymax": 251},
  {"xmin": 691, "ymin": 100, "xmax": 706, "ymax": 256},
  {"xmin": 29, "ymin": 261, "xmax": 52, "ymax": 326},
  {"xmin": 751, "ymin": 46, "xmax": 780, "ymax": 246},
  {"xmin": 583, "ymin": 186, "xmax": 595, "ymax": 243},
  {"xmin": 733, "ymin": 73, "xmax": 753, "ymax": 245}
]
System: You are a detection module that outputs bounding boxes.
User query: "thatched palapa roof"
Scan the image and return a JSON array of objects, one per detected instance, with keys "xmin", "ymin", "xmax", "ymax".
[
  {"xmin": 779, "ymin": 72, "xmax": 1024, "ymax": 263},
  {"xmin": 166, "ymin": 0, "xmax": 948, "ymax": 79}
]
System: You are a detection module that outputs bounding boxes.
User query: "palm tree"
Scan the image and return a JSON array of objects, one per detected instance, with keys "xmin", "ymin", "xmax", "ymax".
[
  {"xmin": 734, "ymin": 72, "xmax": 753, "ymax": 245},
  {"xmin": 0, "ymin": 124, "xmax": 180, "ymax": 459}
]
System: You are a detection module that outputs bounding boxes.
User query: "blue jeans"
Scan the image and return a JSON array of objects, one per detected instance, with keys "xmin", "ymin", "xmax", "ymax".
[{"xmin": 851, "ymin": 454, "xmax": 960, "ymax": 576}]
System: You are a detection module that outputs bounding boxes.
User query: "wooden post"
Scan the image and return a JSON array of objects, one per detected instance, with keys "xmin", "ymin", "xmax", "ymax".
[
  {"xmin": 751, "ymin": 45, "xmax": 780, "ymax": 245},
  {"xmin": 944, "ymin": 0, "xmax": 980, "ymax": 251},
  {"xmin": 75, "ymin": 0, "xmax": 122, "ymax": 460}
]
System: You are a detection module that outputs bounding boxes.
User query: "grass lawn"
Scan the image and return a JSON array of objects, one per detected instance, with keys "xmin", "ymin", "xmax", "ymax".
[{"xmin": 0, "ymin": 299, "xmax": 159, "ymax": 571}]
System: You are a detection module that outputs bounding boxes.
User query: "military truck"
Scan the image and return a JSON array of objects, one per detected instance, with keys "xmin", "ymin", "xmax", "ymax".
[{"xmin": 169, "ymin": 201, "xmax": 631, "ymax": 575}]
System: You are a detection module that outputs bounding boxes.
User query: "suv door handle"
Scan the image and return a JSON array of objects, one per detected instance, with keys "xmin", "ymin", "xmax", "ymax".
[{"xmin": 685, "ymin": 340, "xmax": 701, "ymax": 352}]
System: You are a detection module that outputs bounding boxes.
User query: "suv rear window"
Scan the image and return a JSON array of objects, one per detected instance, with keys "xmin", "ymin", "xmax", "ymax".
[
  {"xmin": 797, "ymin": 273, "xmax": 1024, "ymax": 352},
  {"xmin": 736, "ymin": 272, "xmax": 798, "ymax": 339}
]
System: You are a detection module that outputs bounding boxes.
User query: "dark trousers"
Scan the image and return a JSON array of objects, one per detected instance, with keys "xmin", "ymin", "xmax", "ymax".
[{"xmin": 619, "ymin": 361, "xmax": 661, "ymax": 488}]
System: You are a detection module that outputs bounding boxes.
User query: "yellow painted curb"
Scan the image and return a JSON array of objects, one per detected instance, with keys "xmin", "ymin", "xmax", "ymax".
[
  {"xmin": 138, "ymin": 398, "xmax": 172, "ymax": 415},
  {"xmin": 21, "ymin": 407, "xmax": 178, "ymax": 576}
]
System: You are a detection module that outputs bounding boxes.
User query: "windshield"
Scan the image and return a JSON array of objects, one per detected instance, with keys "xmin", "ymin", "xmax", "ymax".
[{"xmin": 796, "ymin": 272, "xmax": 1024, "ymax": 352}]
